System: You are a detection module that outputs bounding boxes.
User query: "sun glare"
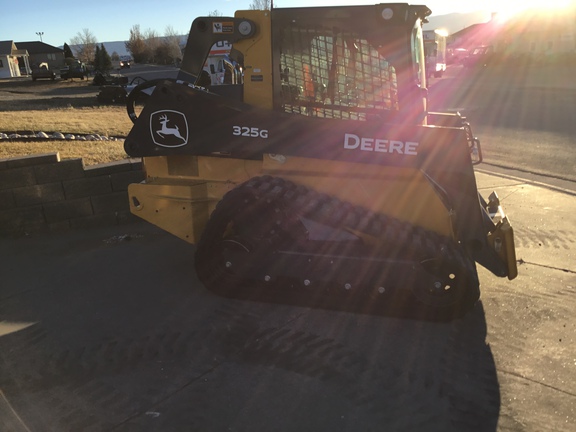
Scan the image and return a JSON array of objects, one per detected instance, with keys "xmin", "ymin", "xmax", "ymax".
[{"xmin": 494, "ymin": 0, "xmax": 573, "ymax": 23}]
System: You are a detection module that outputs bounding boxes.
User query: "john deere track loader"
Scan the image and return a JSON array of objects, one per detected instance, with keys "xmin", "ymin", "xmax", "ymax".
[{"xmin": 124, "ymin": 3, "xmax": 517, "ymax": 320}]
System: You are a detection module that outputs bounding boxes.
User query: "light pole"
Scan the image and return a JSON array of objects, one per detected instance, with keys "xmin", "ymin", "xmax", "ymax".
[{"xmin": 36, "ymin": 32, "xmax": 44, "ymax": 42}]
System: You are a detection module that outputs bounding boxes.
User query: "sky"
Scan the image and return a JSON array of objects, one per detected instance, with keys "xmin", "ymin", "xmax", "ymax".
[{"xmin": 0, "ymin": 0, "xmax": 571, "ymax": 47}]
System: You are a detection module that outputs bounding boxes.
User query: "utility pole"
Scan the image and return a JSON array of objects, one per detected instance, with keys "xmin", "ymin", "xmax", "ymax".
[{"xmin": 36, "ymin": 32, "xmax": 44, "ymax": 42}]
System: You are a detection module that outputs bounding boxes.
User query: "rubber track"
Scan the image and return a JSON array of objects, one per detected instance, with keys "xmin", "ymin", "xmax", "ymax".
[
  {"xmin": 198, "ymin": 175, "xmax": 480, "ymax": 317},
  {"xmin": 240, "ymin": 175, "xmax": 476, "ymax": 274}
]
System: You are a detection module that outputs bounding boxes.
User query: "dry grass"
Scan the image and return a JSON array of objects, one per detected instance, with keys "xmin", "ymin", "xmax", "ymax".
[
  {"xmin": 0, "ymin": 107, "xmax": 134, "ymax": 166},
  {"xmin": 0, "ymin": 79, "xmax": 138, "ymax": 166},
  {"xmin": 0, "ymin": 140, "xmax": 128, "ymax": 167},
  {"xmin": 0, "ymin": 107, "xmax": 133, "ymax": 137}
]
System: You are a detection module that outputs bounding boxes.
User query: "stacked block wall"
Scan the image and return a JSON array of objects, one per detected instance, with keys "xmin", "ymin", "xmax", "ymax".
[{"xmin": 0, "ymin": 153, "xmax": 144, "ymax": 236}]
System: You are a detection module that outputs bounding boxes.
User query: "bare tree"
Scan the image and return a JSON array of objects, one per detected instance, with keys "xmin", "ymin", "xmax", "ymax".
[
  {"xmin": 70, "ymin": 28, "xmax": 97, "ymax": 64},
  {"xmin": 127, "ymin": 24, "xmax": 183, "ymax": 65},
  {"xmin": 162, "ymin": 25, "xmax": 183, "ymax": 64},
  {"xmin": 208, "ymin": 9, "xmax": 223, "ymax": 16},
  {"xmin": 144, "ymin": 28, "xmax": 161, "ymax": 63},
  {"xmin": 126, "ymin": 25, "xmax": 148, "ymax": 63},
  {"xmin": 249, "ymin": 0, "xmax": 271, "ymax": 10}
]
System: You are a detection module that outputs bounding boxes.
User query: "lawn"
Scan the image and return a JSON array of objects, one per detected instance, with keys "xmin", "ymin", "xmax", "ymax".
[{"xmin": 0, "ymin": 79, "xmax": 136, "ymax": 166}]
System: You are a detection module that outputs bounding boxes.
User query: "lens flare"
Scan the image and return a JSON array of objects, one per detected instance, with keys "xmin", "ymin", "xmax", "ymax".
[{"xmin": 495, "ymin": 0, "xmax": 573, "ymax": 23}]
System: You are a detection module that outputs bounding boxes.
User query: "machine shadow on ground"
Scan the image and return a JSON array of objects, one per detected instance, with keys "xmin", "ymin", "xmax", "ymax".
[{"xmin": 0, "ymin": 225, "xmax": 500, "ymax": 431}]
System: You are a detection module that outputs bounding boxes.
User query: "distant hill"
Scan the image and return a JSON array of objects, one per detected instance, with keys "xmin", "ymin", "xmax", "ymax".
[
  {"xmin": 100, "ymin": 40, "xmax": 130, "ymax": 57},
  {"xmin": 424, "ymin": 11, "xmax": 491, "ymax": 35},
  {"xmin": 64, "ymin": 40, "xmax": 130, "ymax": 57}
]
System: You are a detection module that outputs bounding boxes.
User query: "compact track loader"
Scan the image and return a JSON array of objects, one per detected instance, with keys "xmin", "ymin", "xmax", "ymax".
[{"xmin": 124, "ymin": 3, "xmax": 517, "ymax": 320}]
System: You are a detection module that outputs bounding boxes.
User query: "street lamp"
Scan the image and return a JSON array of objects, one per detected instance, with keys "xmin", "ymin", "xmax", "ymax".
[{"xmin": 36, "ymin": 32, "xmax": 44, "ymax": 42}]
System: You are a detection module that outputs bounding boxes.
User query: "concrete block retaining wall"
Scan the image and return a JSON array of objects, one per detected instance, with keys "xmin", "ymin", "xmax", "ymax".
[{"xmin": 0, "ymin": 153, "xmax": 145, "ymax": 237}]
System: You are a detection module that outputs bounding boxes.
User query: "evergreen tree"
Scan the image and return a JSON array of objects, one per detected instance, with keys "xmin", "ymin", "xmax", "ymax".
[
  {"xmin": 99, "ymin": 43, "xmax": 112, "ymax": 71},
  {"xmin": 93, "ymin": 44, "xmax": 113, "ymax": 72},
  {"xmin": 94, "ymin": 44, "xmax": 101, "ymax": 70},
  {"xmin": 63, "ymin": 43, "xmax": 74, "ymax": 59}
]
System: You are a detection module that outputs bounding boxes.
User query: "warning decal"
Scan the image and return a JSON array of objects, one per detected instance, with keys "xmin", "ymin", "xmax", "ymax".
[{"xmin": 213, "ymin": 22, "xmax": 234, "ymax": 33}]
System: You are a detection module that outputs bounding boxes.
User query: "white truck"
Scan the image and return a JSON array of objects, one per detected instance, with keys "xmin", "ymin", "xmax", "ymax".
[
  {"xmin": 424, "ymin": 29, "xmax": 447, "ymax": 78},
  {"xmin": 202, "ymin": 40, "xmax": 241, "ymax": 85}
]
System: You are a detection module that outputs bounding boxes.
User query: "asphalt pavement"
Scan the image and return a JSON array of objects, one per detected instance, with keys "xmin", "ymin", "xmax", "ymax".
[{"xmin": 1, "ymin": 168, "xmax": 575, "ymax": 432}]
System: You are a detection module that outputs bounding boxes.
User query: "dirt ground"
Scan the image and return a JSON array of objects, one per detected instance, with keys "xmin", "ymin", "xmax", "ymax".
[{"xmin": 0, "ymin": 77, "xmax": 100, "ymax": 110}]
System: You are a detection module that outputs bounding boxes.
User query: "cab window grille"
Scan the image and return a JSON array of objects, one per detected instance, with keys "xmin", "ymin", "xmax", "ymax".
[{"xmin": 279, "ymin": 26, "xmax": 398, "ymax": 120}]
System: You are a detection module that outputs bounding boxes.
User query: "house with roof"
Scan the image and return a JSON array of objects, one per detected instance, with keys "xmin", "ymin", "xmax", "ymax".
[
  {"xmin": 448, "ymin": 7, "xmax": 576, "ymax": 62},
  {"xmin": 496, "ymin": 8, "xmax": 576, "ymax": 60},
  {"xmin": 14, "ymin": 41, "xmax": 65, "ymax": 72},
  {"xmin": 0, "ymin": 40, "xmax": 65, "ymax": 78},
  {"xmin": 448, "ymin": 15, "xmax": 501, "ymax": 52},
  {"xmin": 0, "ymin": 41, "xmax": 29, "ymax": 78}
]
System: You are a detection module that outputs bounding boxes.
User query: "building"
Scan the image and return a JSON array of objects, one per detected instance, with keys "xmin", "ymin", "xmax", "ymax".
[
  {"xmin": 0, "ymin": 41, "xmax": 29, "ymax": 78},
  {"xmin": 449, "ymin": 7, "xmax": 576, "ymax": 63},
  {"xmin": 14, "ymin": 41, "xmax": 65, "ymax": 71},
  {"xmin": 497, "ymin": 8, "xmax": 576, "ymax": 60},
  {"xmin": 448, "ymin": 14, "xmax": 501, "ymax": 52},
  {"xmin": 0, "ymin": 40, "xmax": 65, "ymax": 78}
]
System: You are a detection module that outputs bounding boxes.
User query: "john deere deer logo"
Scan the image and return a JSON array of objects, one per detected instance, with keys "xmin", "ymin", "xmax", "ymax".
[
  {"xmin": 150, "ymin": 110, "xmax": 189, "ymax": 147},
  {"xmin": 157, "ymin": 114, "xmax": 185, "ymax": 140}
]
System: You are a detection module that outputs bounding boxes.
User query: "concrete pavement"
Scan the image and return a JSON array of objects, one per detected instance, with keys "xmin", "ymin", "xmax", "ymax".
[
  {"xmin": 474, "ymin": 169, "xmax": 576, "ymax": 431},
  {"xmin": 0, "ymin": 168, "xmax": 575, "ymax": 432},
  {"xmin": 475, "ymin": 168, "xmax": 576, "ymax": 272}
]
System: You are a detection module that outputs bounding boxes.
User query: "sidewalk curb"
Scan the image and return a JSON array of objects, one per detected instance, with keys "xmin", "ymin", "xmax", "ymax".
[{"xmin": 475, "ymin": 168, "xmax": 576, "ymax": 197}]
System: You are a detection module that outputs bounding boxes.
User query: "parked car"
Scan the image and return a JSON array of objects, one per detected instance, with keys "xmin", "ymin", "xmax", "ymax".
[
  {"xmin": 31, "ymin": 63, "xmax": 56, "ymax": 81},
  {"xmin": 448, "ymin": 47, "xmax": 468, "ymax": 65},
  {"xmin": 463, "ymin": 45, "xmax": 494, "ymax": 69},
  {"xmin": 61, "ymin": 62, "xmax": 88, "ymax": 80}
]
